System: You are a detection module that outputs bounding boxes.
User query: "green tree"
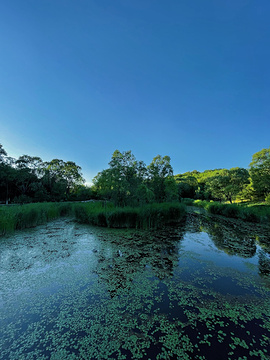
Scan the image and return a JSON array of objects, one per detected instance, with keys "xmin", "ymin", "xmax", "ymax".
[
  {"xmin": 0, "ymin": 145, "xmax": 17, "ymax": 203},
  {"xmin": 249, "ymin": 147, "xmax": 270, "ymax": 199},
  {"xmin": 0, "ymin": 163, "xmax": 17, "ymax": 203},
  {"xmin": 175, "ymin": 175, "xmax": 198, "ymax": 199},
  {"xmin": 205, "ymin": 176, "xmax": 225, "ymax": 202},
  {"xmin": 94, "ymin": 150, "xmax": 146, "ymax": 206},
  {"xmin": 206, "ymin": 168, "xmax": 249, "ymax": 203},
  {"xmin": 164, "ymin": 176, "xmax": 178, "ymax": 201},
  {"xmin": 14, "ymin": 167, "xmax": 37, "ymax": 198},
  {"xmin": 93, "ymin": 169, "xmax": 114, "ymax": 200},
  {"xmin": 16, "ymin": 155, "xmax": 45, "ymax": 177},
  {"xmin": 45, "ymin": 159, "xmax": 85, "ymax": 199},
  {"xmin": 147, "ymin": 155, "xmax": 173, "ymax": 202},
  {"xmin": 136, "ymin": 183, "xmax": 155, "ymax": 204},
  {"xmin": 13, "ymin": 155, "xmax": 45, "ymax": 201}
]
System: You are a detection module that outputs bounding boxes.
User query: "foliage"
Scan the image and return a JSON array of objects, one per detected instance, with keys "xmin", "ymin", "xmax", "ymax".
[
  {"xmin": 204, "ymin": 168, "xmax": 249, "ymax": 203},
  {"xmin": 0, "ymin": 144, "xmax": 88, "ymax": 204},
  {"xmin": 93, "ymin": 150, "xmax": 176, "ymax": 206},
  {"xmin": 93, "ymin": 150, "xmax": 147, "ymax": 206},
  {"xmin": 1, "ymin": 144, "xmax": 269, "ymax": 207},
  {"xmin": 175, "ymin": 167, "xmax": 250, "ymax": 203},
  {"xmin": 249, "ymin": 147, "xmax": 270, "ymax": 198},
  {"xmin": 147, "ymin": 155, "xmax": 174, "ymax": 203}
]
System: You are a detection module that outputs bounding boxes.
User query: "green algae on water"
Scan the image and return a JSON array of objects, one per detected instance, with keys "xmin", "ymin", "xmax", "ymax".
[{"xmin": 0, "ymin": 215, "xmax": 270, "ymax": 359}]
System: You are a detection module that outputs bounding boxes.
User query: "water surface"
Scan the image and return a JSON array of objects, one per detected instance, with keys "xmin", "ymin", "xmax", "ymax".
[{"xmin": 0, "ymin": 212, "xmax": 270, "ymax": 359}]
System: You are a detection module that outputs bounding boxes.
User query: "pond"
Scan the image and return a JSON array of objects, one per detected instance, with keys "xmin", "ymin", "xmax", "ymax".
[{"xmin": 0, "ymin": 211, "xmax": 270, "ymax": 359}]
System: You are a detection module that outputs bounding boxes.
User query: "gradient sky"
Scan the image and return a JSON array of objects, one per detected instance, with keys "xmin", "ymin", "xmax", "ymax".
[{"xmin": 0, "ymin": 0, "xmax": 269, "ymax": 183}]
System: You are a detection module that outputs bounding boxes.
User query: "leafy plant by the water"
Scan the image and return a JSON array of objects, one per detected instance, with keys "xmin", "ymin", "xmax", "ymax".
[{"xmin": 74, "ymin": 202, "xmax": 186, "ymax": 229}]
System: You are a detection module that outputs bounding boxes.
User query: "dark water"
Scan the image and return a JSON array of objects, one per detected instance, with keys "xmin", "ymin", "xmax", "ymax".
[{"xmin": 0, "ymin": 212, "xmax": 270, "ymax": 359}]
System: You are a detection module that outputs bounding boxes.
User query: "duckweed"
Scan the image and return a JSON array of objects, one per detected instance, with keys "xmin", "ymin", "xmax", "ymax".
[{"xmin": 0, "ymin": 214, "xmax": 269, "ymax": 359}]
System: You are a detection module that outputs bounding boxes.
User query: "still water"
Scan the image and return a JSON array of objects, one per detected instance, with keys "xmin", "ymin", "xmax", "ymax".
[{"xmin": 0, "ymin": 211, "xmax": 270, "ymax": 359}]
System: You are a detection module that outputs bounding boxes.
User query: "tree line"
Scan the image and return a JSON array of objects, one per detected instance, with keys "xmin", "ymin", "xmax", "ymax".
[
  {"xmin": 175, "ymin": 147, "xmax": 270, "ymax": 203},
  {"xmin": 0, "ymin": 144, "xmax": 89, "ymax": 204},
  {"xmin": 1, "ymin": 144, "xmax": 269, "ymax": 205},
  {"xmin": 92, "ymin": 150, "xmax": 177, "ymax": 206}
]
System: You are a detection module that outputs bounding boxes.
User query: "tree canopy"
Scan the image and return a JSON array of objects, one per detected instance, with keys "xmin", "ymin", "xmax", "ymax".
[
  {"xmin": 0, "ymin": 144, "xmax": 87, "ymax": 204},
  {"xmin": 1, "ymin": 144, "xmax": 269, "ymax": 204},
  {"xmin": 249, "ymin": 147, "xmax": 270, "ymax": 198},
  {"xmin": 93, "ymin": 151, "xmax": 176, "ymax": 206}
]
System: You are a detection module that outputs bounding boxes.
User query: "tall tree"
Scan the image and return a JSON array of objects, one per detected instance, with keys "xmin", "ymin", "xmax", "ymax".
[
  {"xmin": 0, "ymin": 145, "xmax": 16, "ymax": 203},
  {"xmin": 249, "ymin": 147, "xmax": 270, "ymax": 198},
  {"xmin": 147, "ymin": 155, "xmax": 174, "ymax": 202},
  {"xmin": 16, "ymin": 155, "xmax": 45, "ymax": 177},
  {"xmin": 206, "ymin": 168, "xmax": 249, "ymax": 203},
  {"xmin": 175, "ymin": 175, "xmax": 198, "ymax": 199},
  {"xmin": 45, "ymin": 159, "xmax": 85, "ymax": 199},
  {"xmin": 94, "ymin": 150, "xmax": 147, "ymax": 206}
]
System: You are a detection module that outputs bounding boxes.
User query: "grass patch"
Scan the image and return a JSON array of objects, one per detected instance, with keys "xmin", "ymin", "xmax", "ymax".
[
  {"xmin": 0, "ymin": 202, "xmax": 74, "ymax": 236},
  {"xmin": 0, "ymin": 201, "xmax": 186, "ymax": 235},
  {"xmin": 74, "ymin": 202, "xmax": 186, "ymax": 229},
  {"xmin": 180, "ymin": 198, "xmax": 194, "ymax": 206},
  {"xmin": 192, "ymin": 200, "xmax": 270, "ymax": 224}
]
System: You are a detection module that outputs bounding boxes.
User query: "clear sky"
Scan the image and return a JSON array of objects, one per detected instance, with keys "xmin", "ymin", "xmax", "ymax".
[{"xmin": 0, "ymin": 0, "xmax": 269, "ymax": 183}]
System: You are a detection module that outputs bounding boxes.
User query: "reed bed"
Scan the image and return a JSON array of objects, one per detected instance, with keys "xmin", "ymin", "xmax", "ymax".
[
  {"xmin": 0, "ymin": 202, "xmax": 74, "ymax": 236},
  {"xmin": 74, "ymin": 202, "xmax": 186, "ymax": 229},
  {"xmin": 0, "ymin": 201, "xmax": 186, "ymax": 236}
]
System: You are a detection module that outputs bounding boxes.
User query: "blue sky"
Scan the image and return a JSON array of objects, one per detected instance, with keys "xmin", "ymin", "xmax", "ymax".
[{"xmin": 0, "ymin": 0, "xmax": 269, "ymax": 183}]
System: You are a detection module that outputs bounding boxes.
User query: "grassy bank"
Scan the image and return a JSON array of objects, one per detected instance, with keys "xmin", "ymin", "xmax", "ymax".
[
  {"xmin": 184, "ymin": 199, "xmax": 270, "ymax": 224},
  {"xmin": 0, "ymin": 202, "xmax": 74, "ymax": 236},
  {"xmin": 74, "ymin": 202, "xmax": 186, "ymax": 229}
]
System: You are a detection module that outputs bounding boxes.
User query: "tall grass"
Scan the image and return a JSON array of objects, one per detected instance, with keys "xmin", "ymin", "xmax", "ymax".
[
  {"xmin": 180, "ymin": 198, "xmax": 194, "ymax": 206},
  {"xmin": 0, "ymin": 201, "xmax": 186, "ymax": 236},
  {"xmin": 192, "ymin": 199, "xmax": 270, "ymax": 224},
  {"xmin": 74, "ymin": 202, "xmax": 186, "ymax": 229},
  {"xmin": 0, "ymin": 202, "xmax": 74, "ymax": 236}
]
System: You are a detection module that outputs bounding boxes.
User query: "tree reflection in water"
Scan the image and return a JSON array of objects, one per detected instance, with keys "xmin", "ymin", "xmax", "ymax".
[{"xmin": 93, "ymin": 227, "xmax": 185, "ymax": 297}]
